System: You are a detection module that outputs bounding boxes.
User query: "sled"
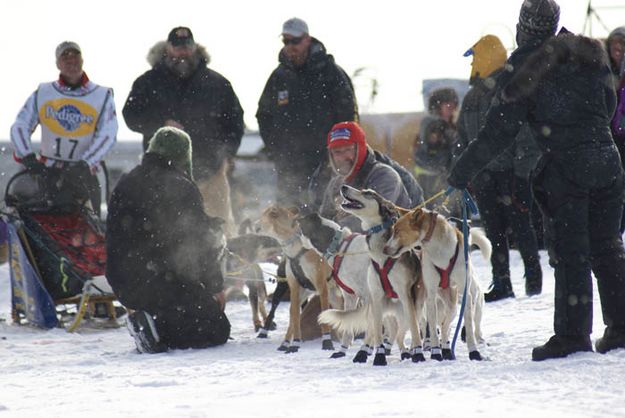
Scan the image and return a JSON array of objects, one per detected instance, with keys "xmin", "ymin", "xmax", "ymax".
[{"xmin": 3, "ymin": 169, "xmax": 121, "ymax": 331}]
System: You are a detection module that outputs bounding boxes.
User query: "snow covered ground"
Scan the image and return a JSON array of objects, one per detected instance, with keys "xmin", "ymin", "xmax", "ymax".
[{"xmin": 1, "ymin": 249, "xmax": 625, "ymax": 418}]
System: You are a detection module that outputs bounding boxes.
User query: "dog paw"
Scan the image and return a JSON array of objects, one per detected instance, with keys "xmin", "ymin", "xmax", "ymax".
[
  {"xmin": 400, "ymin": 351, "xmax": 411, "ymax": 360},
  {"xmin": 352, "ymin": 350, "xmax": 368, "ymax": 363},
  {"xmin": 277, "ymin": 341, "xmax": 289, "ymax": 351},
  {"xmin": 373, "ymin": 353, "xmax": 387, "ymax": 366},
  {"xmin": 322, "ymin": 340, "xmax": 335, "ymax": 351},
  {"xmin": 286, "ymin": 345, "xmax": 300, "ymax": 353},
  {"xmin": 469, "ymin": 350, "xmax": 483, "ymax": 361},
  {"xmin": 442, "ymin": 348, "xmax": 455, "ymax": 360},
  {"xmin": 330, "ymin": 351, "xmax": 346, "ymax": 359},
  {"xmin": 257, "ymin": 328, "xmax": 269, "ymax": 339},
  {"xmin": 412, "ymin": 353, "xmax": 426, "ymax": 363}
]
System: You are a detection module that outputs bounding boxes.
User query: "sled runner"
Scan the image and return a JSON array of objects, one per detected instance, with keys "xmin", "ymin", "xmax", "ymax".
[{"xmin": 3, "ymin": 169, "xmax": 120, "ymax": 331}]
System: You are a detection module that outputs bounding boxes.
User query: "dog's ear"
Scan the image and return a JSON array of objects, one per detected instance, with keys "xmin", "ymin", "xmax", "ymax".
[
  {"xmin": 410, "ymin": 208, "xmax": 422, "ymax": 226},
  {"xmin": 287, "ymin": 206, "xmax": 300, "ymax": 217}
]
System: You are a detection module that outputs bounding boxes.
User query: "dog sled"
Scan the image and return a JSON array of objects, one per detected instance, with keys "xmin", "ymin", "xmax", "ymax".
[{"xmin": 2, "ymin": 168, "xmax": 120, "ymax": 331}]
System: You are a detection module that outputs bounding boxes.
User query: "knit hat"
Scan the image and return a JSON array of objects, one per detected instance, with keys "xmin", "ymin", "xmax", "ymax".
[
  {"xmin": 327, "ymin": 121, "xmax": 367, "ymax": 181},
  {"xmin": 517, "ymin": 0, "xmax": 560, "ymax": 38},
  {"xmin": 464, "ymin": 35, "xmax": 507, "ymax": 81},
  {"xmin": 147, "ymin": 127, "xmax": 193, "ymax": 179}
]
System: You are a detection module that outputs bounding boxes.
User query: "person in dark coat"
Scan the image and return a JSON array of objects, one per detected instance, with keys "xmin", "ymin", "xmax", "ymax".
[
  {"xmin": 256, "ymin": 17, "xmax": 358, "ymax": 207},
  {"xmin": 122, "ymin": 27, "xmax": 244, "ymax": 183},
  {"xmin": 320, "ymin": 121, "xmax": 410, "ymax": 232},
  {"xmin": 455, "ymin": 34, "xmax": 543, "ymax": 302},
  {"xmin": 448, "ymin": 0, "xmax": 625, "ymax": 360},
  {"xmin": 106, "ymin": 127, "xmax": 230, "ymax": 353}
]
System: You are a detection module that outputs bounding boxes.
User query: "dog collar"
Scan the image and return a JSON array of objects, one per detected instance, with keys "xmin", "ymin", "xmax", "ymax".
[
  {"xmin": 422, "ymin": 212, "xmax": 438, "ymax": 243},
  {"xmin": 365, "ymin": 218, "xmax": 396, "ymax": 236},
  {"xmin": 324, "ymin": 228, "xmax": 345, "ymax": 260}
]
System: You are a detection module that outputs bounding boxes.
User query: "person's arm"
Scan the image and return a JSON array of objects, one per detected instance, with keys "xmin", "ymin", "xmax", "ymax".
[
  {"xmin": 81, "ymin": 88, "xmax": 118, "ymax": 169},
  {"xmin": 10, "ymin": 90, "xmax": 39, "ymax": 159},
  {"xmin": 331, "ymin": 66, "xmax": 359, "ymax": 122},
  {"xmin": 122, "ymin": 74, "xmax": 164, "ymax": 139},
  {"xmin": 256, "ymin": 73, "xmax": 277, "ymax": 159},
  {"xmin": 366, "ymin": 165, "xmax": 406, "ymax": 205},
  {"xmin": 217, "ymin": 79, "xmax": 245, "ymax": 159}
]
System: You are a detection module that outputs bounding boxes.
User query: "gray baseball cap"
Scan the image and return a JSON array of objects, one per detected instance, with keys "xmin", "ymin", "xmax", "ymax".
[
  {"xmin": 55, "ymin": 41, "xmax": 81, "ymax": 60},
  {"xmin": 282, "ymin": 17, "xmax": 309, "ymax": 37}
]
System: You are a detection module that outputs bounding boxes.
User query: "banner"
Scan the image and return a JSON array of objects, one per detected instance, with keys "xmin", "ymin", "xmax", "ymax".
[{"xmin": 8, "ymin": 222, "xmax": 58, "ymax": 328}]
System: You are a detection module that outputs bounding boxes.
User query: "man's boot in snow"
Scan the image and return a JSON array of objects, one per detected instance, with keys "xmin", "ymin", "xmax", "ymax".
[
  {"xmin": 531, "ymin": 334, "xmax": 593, "ymax": 361},
  {"xmin": 525, "ymin": 263, "xmax": 543, "ymax": 296},
  {"xmin": 484, "ymin": 276, "xmax": 515, "ymax": 302},
  {"xmin": 126, "ymin": 310, "xmax": 167, "ymax": 354},
  {"xmin": 595, "ymin": 327, "xmax": 625, "ymax": 354}
]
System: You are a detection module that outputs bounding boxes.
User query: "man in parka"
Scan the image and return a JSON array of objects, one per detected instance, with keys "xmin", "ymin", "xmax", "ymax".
[
  {"xmin": 448, "ymin": 0, "xmax": 625, "ymax": 360},
  {"xmin": 455, "ymin": 34, "xmax": 542, "ymax": 302},
  {"xmin": 257, "ymin": 18, "xmax": 358, "ymax": 207}
]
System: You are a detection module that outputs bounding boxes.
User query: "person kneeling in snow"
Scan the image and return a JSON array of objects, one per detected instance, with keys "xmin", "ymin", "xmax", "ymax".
[{"xmin": 106, "ymin": 126, "xmax": 230, "ymax": 353}]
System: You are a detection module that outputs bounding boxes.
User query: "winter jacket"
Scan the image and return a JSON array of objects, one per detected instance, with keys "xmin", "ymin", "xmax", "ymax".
[
  {"xmin": 606, "ymin": 27, "xmax": 625, "ymax": 88},
  {"xmin": 256, "ymin": 38, "xmax": 358, "ymax": 174},
  {"xmin": 106, "ymin": 152, "xmax": 226, "ymax": 312},
  {"xmin": 122, "ymin": 42, "xmax": 244, "ymax": 180},
  {"xmin": 320, "ymin": 147, "xmax": 410, "ymax": 231},
  {"xmin": 414, "ymin": 115, "xmax": 457, "ymax": 175},
  {"xmin": 455, "ymin": 71, "xmax": 541, "ymax": 179},
  {"xmin": 450, "ymin": 32, "xmax": 617, "ymax": 189}
]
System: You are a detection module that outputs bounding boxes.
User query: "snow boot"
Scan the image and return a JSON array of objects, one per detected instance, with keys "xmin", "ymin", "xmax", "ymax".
[
  {"xmin": 525, "ymin": 264, "xmax": 543, "ymax": 297},
  {"xmin": 126, "ymin": 310, "xmax": 167, "ymax": 354},
  {"xmin": 595, "ymin": 327, "xmax": 625, "ymax": 354},
  {"xmin": 531, "ymin": 335, "xmax": 593, "ymax": 361},
  {"xmin": 484, "ymin": 277, "xmax": 515, "ymax": 302}
]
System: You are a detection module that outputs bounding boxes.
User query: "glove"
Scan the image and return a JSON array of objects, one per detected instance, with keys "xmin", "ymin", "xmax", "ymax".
[
  {"xmin": 447, "ymin": 168, "xmax": 468, "ymax": 191},
  {"xmin": 20, "ymin": 153, "xmax": 46, "ymax": 174}
]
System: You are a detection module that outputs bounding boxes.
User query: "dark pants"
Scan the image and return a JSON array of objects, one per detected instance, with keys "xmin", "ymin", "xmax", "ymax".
[
  {"xmin": 473, "ymin": 169, "xmax": 541, "ymax": 280},
  {"xmin": 533, "ymin": 149, "xmax": 625, "ymax": 336}
]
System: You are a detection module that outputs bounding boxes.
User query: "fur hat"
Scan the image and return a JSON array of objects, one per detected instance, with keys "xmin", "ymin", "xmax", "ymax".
[
  {"xmin": 517, "ymin": 0, "xmax": 560, "ymax": 38},
  {"xmin": 147, "ymin": 127, "xmax": 193, "ymax": 179},
  {"xmin": 327, "ymin": 121, "xmax": 367, "ymax": 181},
  {"xmin": 465, "ymin": 35, "xmax": 507, "ymax": 81}
]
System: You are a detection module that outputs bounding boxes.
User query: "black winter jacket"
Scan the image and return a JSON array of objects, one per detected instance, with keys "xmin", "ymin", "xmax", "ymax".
[
  {"xmin": 106, "ymin": 153, "xmax": 226, "ymax": 311},
  {"xmin": 256, "ymin": 38, "xmax": 358, "ymax": 173},
  {"xmin": 450, "ymin": 32, "xmax": 617, "ymax": 189},
  {"xmin": 122, "ymin": 42, "xmax": 244, "ymax": 180}
]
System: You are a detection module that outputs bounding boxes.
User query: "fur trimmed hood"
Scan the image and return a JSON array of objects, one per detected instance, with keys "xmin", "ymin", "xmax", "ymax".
[
  {"xmin": 503, "ymin": 33, "xmax": 609, "ymax": 103},
  {"xmin": 146, "ymin": 41, "xmax": 211, "ymax": 68}
]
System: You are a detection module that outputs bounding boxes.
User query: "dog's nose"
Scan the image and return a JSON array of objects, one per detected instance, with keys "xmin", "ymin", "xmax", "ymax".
[{"xmin": 340, "ymin": 184, "xmax": 349, "ymax": 195}]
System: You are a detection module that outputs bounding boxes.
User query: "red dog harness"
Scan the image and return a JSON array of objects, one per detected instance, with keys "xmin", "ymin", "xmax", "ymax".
[
  {"xmin": 435, "ymin": 241, "xmax": 460, "ymax": 289},
  {"xmin": 331, "ymin": 234, "xmax": 358, "ymax": 295},
  {"xmin": 372, "ymin": 258, "xmax": 399, "ymax": 298}
]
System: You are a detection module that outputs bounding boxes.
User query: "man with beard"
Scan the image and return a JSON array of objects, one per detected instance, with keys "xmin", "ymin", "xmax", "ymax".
[
  {"xmin": 257, "ymin": 18, "xmax": 358, "ymax": 208},
  {"xmin": 123, "ymin": 27, "xmax": 244, "ymax": 209},
  {"xmin": 448, "ymin": 0, "xmax": 625, "ymax": 360}
]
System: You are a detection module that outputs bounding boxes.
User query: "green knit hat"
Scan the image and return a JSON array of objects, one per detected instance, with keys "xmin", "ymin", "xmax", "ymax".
[{"xmin": 147, "ymin": 127, "xmax": 193, "ymax": 179}]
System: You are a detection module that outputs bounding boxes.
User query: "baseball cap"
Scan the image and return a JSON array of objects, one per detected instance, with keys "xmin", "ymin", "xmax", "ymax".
[
  {"xmin": 55, "ymin": 41, "xmax": 81, "ymax": 60},
  {"xmin": 168, "ymin": 26, "xmax": 195, "ymax": 47},
  {"xmin": 282, "ymin": 17, "xmax": 309, "ymax": 37}
]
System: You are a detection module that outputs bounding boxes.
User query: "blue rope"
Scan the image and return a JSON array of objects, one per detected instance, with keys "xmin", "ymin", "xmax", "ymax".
[{"xmin": 449, "ymin": 189, "xmax": 478, "ymax": 359}]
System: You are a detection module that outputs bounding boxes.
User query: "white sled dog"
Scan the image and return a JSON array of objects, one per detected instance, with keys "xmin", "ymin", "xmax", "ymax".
[
  {"xmin": 383, "ymin": 206, "xmax": 490, "ymax": 361},
  {"xmin": 297, "ymin": 212, "xmax": 400, "ymax": 360},
  {"xmin": 318, "ymin": 185, "xmax": 426, "ymax": 366}
]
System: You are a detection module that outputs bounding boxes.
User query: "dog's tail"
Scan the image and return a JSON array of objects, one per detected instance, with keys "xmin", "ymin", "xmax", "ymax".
[
  {"xmin": 318, "ymin": 303, "xmax": 370, "ymax": 335},
  {"xmin": 469, "ymin": 227, "xmax": 492, "ymax": 261}
]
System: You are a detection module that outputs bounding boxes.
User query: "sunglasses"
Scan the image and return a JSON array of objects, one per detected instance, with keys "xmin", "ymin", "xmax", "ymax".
[{"xmin": 282, "ymin": 36, "xmax": 304, "ymax": 46}]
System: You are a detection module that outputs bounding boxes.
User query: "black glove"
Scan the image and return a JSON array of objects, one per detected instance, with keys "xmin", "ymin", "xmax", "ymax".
[
  {"xmin": 447, "ymin": 168, "xmax": 468, "ymax": 191},
  {"xmin": 21, "ymin": 153, "xmax": 46, "ymax": 174}
]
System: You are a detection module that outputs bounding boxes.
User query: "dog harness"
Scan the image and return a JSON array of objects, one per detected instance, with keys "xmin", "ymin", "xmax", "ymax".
[
  {"xmin": 287, "ymin": 248, "xmax": 316, "ymax": 291},
  {"xmin": 371, "ymin": 258, "xmax": 399, "ymax": 298},
  {"xmin": 435, "ymin": 241, "xmax": 460, "ymax": 289},
  {"xmin": 331, "ymin": 234, "xmax": 359, "ymax": 295}
]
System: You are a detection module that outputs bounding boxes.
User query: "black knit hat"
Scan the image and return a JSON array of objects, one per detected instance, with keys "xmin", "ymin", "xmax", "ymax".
[
  {"xmin": 428, "ymin": 88, "xmax": 459, "ymax": 113},
  {"xmin": 518, "ymin": 0, "xmax": 560, "ymax": 37}
]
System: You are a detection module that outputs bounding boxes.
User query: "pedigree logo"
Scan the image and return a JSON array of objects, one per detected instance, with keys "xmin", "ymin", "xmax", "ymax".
[{"xmin": 39, "ymin": 98, "xmax": 97, "ymax": 136}]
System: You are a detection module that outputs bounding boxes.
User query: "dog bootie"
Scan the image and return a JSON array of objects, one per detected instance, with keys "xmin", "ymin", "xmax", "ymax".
[
  {"xmin": 595, "ymin": 327, "xmax": 625, "ymax": 354},
  {"xmin": 484, "ymin": 277, "xmax": 515, "ymax": 302},
  {"xmin": 126, "ymin": 311, "xmax": 167, "ymax": 354},
  {"xmin": 531, "ymin": 335, "xmax": 592, "ymax": 361}
]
